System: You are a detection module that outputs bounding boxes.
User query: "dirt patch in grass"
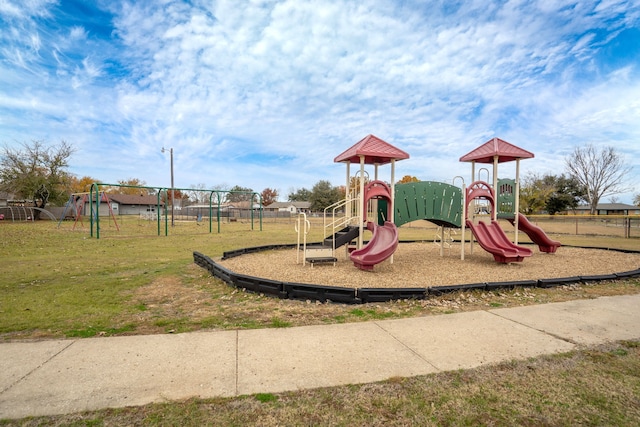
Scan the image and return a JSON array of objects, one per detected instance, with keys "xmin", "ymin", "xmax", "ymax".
[{"xmin": 127, "ymin": 275, "xmax": 214, "ymax": 327}]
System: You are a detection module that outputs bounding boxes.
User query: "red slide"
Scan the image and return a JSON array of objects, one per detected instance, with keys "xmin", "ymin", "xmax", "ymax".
[
  {"xmin": 508, "ymin": 214, "xmax": 561, "ymax": 253},
  {"xmin": 466, "ymin": 219, "xmax": 532, "ymax": 263},
  {"xmin": 350, "ymin": 221, "xmax": 399, "ymax": 271}
]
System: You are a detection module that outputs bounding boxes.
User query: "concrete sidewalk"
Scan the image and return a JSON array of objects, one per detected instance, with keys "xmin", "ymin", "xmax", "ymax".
[{"xmin": 1, "ymin": 294, "xmax": 639, "ymax": 419}]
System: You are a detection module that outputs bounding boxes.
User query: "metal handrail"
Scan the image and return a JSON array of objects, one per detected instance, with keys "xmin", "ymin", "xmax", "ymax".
[
  {"xmin": 323, "ymin": 197, "xmax": 358, "ymax": 252},
  {"xmin": 295, "ymin": 212, "xmax": 311, "ymax": 265}
]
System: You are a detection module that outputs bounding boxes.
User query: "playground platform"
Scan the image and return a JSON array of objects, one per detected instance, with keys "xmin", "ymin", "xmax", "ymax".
[{"xmin": 1, "ymin": 293, "xmax": 639, "ymax": 420}]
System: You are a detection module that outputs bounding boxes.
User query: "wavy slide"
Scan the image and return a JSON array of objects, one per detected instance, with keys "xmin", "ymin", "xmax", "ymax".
[
  {"xmin": 508, "ymin": 214, "xmax": 561, "ymax": 253},
  {"xmin": 350, "ymin": 221, "xmax": 399, "ymax": 271},
  {"xmin": 466, "ymin": 219, "xmax": 532, "ymax": 263}
]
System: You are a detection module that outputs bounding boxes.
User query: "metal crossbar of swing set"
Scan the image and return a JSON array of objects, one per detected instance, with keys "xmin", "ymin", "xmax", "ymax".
[{"xmin": 88, "ymin": 183, "xmax": 263, "ymax": 239}]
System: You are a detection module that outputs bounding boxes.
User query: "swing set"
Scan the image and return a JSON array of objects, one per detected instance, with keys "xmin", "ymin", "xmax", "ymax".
[{"xmin": 57, "ymin": 192, "xmax": 119, "ymax": 231}]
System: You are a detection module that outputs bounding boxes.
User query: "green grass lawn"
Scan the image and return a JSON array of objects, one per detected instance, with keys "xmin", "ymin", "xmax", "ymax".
[
  {"xmin": 1, "ymin": 219, "xmax": 639, "ymax": 339},
  {"xmin": 1, "ymin": 220, "xmax": 302, "ymax": 338},
  {"xmin": 1, "ymin": 219, "xmax": 639, "ymax": 425}
]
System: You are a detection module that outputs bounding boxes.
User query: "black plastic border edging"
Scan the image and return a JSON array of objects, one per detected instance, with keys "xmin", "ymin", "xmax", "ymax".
[
  {"xmin": 615, "ymin": 268, "xmax": 640, "ymax": 278},
  {"xmin": 194, "ymin": 243, "xmax": 640, "ymax": 304},
  {"xmin": 428, "ymin": 283, "xmax": 486, "ymax": 295},
  {"xmin": 222, "ymin": 243, "xmax": 299, "ymax": 260},
  {"xmin": 580, "ymin": 274, "xmax": 618, "ymax": 283},
  {"xmin": 537, "ymin": 276, "xmax": 582, "ymax": 288},
  {"xmin": 231, "ymin": 273, "xmax": 287, "ymax": 299},
  {"xmin": 359, "ymin": 288, "xmax": 427, "ymax": 303},
  {"xmin": 285, "ymin": 283, "xmax": 357, "ymax": 304},
  {"xmin": 486, "ymin": 280, "xmax": 538, "ymax": 291}
]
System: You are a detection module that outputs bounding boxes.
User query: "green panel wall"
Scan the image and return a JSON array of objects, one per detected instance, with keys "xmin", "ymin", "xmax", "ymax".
[{"xmin": 394, "ymin": 181, "xmax": 463, "ymax": 228}]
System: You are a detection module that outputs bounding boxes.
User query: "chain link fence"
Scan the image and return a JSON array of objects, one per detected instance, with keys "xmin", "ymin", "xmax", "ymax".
[{"xmin": 525, "ymin": 215, "xmax": 640, "ymax": 239}]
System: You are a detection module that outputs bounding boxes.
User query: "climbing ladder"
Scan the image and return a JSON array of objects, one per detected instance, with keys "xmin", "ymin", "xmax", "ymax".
[{"xmin": 433, "ymin": 226, "xmax": 458, "ymax": 248}]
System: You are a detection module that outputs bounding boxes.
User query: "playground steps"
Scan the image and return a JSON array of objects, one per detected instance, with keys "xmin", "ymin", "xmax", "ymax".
[
  {"xmin": 323, "ymin": 226, "xmax": 360, "ymax": 249},
  {"xmin": 303, "ymin": 245, "xmax": 337, "ymax": 267}
]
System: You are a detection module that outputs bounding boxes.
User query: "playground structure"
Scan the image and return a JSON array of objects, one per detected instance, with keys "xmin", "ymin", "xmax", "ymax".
[
  {"xmin": 297, "ymin": 135, "xmax": 561, "ymax": 270},
  {"xmin": 459, "ymin": 137, "xmax": 561, "ymax": 258},
  {"xmin": 349, "ymin": 180, "xmax": 399, "ymax": 270},
  {"xmin": 0, "ymin": 205, "xmax": 57, "ymax": 222},
  {"xmin": 57, "ymin": 192, "xmax": 120, "ymax": 231},
  {"xmin": 298, "ymin": 135, "xmax": 409, "ymax": 270},
  {"xmin": 464, "ymin": 180, "xmax": 532, "ymax": 263}
]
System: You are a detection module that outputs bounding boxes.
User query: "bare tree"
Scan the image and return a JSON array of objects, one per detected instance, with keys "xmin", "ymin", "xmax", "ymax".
[
  {"xmin": 565, "ymin": 144, "xmax": 632, "ymax": 215},
  {"xmin": 187, "ymin": 183, "xmax": 209, "ymax": 205},
  {"xmin": 0, "ymin": 140, "xmax": 75, "ymax": 217}
]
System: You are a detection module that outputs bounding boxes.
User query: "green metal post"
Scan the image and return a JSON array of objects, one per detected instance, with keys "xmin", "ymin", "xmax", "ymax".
[
  {"xmin": 89, "ymin": 183, "xmax": 95, "ymax": 238},
  {"xmin": 156, "ymin": 191, "xmax": 162, "ymax": 236},
  {"xmin": 208, "ymin": 191, "xmax": 213, "ymax": 233},
  {"xmin": 217, "ymin": 191, "xmax": 221, "ymax": 233},
  {"xmin": 164, "ymin": 188, "xmax": 169, "ymax": 236},
  {"xmin": 95, "ymin": 185, "xmax": 101, "ymax": 239},
  {"xmin": 260, "ymin": 195, "xmax": 263, "ymax": 231},
  {"xmin": 251, "ymin": 193, "xmax": 254, "ymax": 230}
]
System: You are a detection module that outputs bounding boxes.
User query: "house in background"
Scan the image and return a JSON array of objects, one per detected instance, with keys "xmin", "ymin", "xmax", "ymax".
[
  {"xmin": 0, "ymin": 192, "xmax": 10, "ymax": 207},
  {"xmin": 74, "ymin": 194, "xmax": 164, "ymax": 217},
  {"xmin": 265, "ymin": 201, "xmax": 312, "ymax": 214},
  {"xmin": 572, "ymin": 203, "xmax": 640, "ymax": 215},
  {"xmin": 107, "ymin": 194, "xmax": 164, "ymax": 216}
]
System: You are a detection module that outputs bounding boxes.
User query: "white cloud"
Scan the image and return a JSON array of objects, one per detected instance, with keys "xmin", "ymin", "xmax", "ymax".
[
  {"xmin": 1, "ymin": 0, "xmax": 639, "ymax": 202},
  {"xmin": 0, "ymin": 0, "xmax": 57, "ymax": 20},
  {"xmin": 69, "ymin": 25, "xmax": 87, "ymax": 40}
]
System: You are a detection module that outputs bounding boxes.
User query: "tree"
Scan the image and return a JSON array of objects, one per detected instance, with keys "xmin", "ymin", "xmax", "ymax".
[
  {"xmin": 288, "ymin": 187, "xmax": 311, "ymax": 202},
  {"xmin": 209, "ymin": 184, "xmax": 230, "ymax": 204},
  {"xmin": 68, "ymin": 176, "xmax": 101, "ymax": 194},
  {"xmin": 565, "ymin": 144, "xmax": 632, "ymax": 215},
  {"xmin": 519, "ymin": 173, "xmax": 554, "ymax": 215},
  {"xmin": 309, "ymin": 180, "xmax": 342, "ymax": 212},
  {"xmin": 543, "ymin": 175, "xmax": 585, "ymax": 215},
  {"xmin": 397, "ymin": 175, "xmax": 420, "ymax": 184},
  {"xmin": 261, "ymin": 188, "xmax": 278, "ymax": 206},
  {"xmin": 519, "ymin": 173, "xmax": 585, "ymax": 215},
  {"xmin": 225, "ymin": 185, "xmax": 254, "ymax": 203},
  {"xmin": 186, "ymin": 183, "xmax": 209, "ymax": 205},
  {"xmin": 108, "ymin": 178, "xmax": 151, "ymax": 195},
  {"xmin": 0, "ymin": 140, "xmax": 75, "ymax": 216},
  {"xmin": 634, "ymin": 193, "xmax": 640, "ymax": 207},
  {"xmin": 160, "ymin": 189, "xmax": 185, "ymax": 204}
]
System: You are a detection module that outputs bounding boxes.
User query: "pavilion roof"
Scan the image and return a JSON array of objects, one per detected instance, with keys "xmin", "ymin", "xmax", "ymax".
[
  {"xmin": 334, "ymin": 134, "xmax": 410, "ymax": 165},
  {"xmin": 459, "ymin": 137, "xmax": 534, "ymax": 163}
]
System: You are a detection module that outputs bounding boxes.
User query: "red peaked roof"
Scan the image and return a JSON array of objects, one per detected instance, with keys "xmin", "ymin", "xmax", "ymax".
[
  {"xmin": 334, "ymin": 134, "xmax": 410, "ymax": 165},
  {"xmin": 459, "ymin": 137, "xmax": 534, "ymax": 163}
]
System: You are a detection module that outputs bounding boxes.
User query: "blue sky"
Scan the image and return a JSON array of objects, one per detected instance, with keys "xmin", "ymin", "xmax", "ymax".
[{"xmin": 1, "ymin": 0, "xmax": 639, "ymax": 203}]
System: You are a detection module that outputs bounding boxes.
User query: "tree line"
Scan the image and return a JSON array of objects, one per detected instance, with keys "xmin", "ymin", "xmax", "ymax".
[
  {"xmin": 1, "ymin": 140, "xmax": 636, "ymax": 218},
  {"xmin": 0, "ymin": 140, "xmax": 347, "ymax": 216}
]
